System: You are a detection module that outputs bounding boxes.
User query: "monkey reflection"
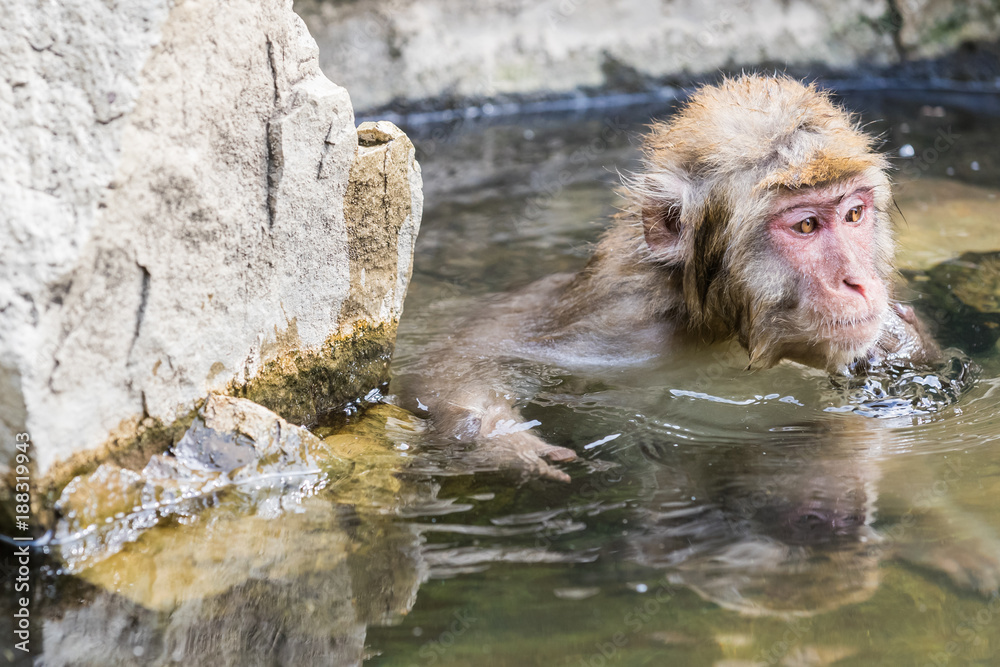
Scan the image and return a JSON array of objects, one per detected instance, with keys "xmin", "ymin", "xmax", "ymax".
[
  {"xmin": 402, "ymin": 74, "xmax": 940, "ymax": 481},
  {"xmin": 626, "ymin": 421, "xmax": 1000, "ymax": 616}
]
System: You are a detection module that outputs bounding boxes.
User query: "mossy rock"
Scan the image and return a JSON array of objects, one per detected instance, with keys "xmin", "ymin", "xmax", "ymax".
[{"xmin": 905, "ymin": 251, "xmax": 1000, "ymax": 353}]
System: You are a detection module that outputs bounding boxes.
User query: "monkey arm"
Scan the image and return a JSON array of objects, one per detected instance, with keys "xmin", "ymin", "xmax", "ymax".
[
  {"xmin": 398, "ymin": 277, "xmax": 581, "ymax": 482},
  {"xmin": 400, "ymin": 235, "xmax": 682, "ymax": 483},
  {"xmin": 403, "ymin": 351, "xmax": 577, "ymax": 482}
]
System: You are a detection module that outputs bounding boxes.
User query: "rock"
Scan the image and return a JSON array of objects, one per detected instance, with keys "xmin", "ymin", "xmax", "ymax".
[
  {"xmin": 905, "ymin": 251, "xmax": 1000, "ymax": 354},
  {"xmin": 53, "ymin": 394, "xmax": 354, "ymax": 571},
  {"xmin": 0, "ymin": 0, "xmax": 422, "ymax": 512},
  {"xmin": 893, "ymin": 0, "xmax": 1000, "ymax": 59},
  {"xmin": 232, "ymin": 121, "xmax": 423, "ymax": 426},
  {"xmin": 294, "ymin": 0, "xmax": 999, "ymax": 113}
]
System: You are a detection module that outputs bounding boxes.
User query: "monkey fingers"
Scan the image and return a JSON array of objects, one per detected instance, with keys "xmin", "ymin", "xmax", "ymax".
[
  {"xmin": 544, "ymin": 448, "xmax": 577, "ymax": 464},
  {"xmin": 467, "ymin": 431, "xmax": 576, "ymax": 483}
]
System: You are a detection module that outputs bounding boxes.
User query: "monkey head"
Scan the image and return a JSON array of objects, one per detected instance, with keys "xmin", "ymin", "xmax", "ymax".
[{"xmin": 632, "ymin": 74, "xmax": 895, "ymax": 371}]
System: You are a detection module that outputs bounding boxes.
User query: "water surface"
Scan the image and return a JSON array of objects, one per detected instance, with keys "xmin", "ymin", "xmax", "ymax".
[{"xmin": 372, "ymin": 91, "xmax": 1000, "ymax": 666}]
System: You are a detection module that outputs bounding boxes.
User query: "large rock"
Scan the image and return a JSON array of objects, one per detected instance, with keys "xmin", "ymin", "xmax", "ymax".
[
  {"xmin": 295, "ymin": 0, "xmax": 1000, "ymax": 113},
  {"xmin": 894, "ymin": 0, "xmax": 1000, "ymax": 59},
  {"xmin": 41, "ymin": 397, "xmax": 425, "ymax": 666},
  {"xmin": 0, "ymin": 0, "xmax": 422, "ymax": 509}
]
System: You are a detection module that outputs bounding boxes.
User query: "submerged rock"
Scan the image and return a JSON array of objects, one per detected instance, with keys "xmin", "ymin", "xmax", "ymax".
[
  {"xmin": 54, "ymin": 395, "xmax": 349, "ymax": 571},
  {"xmin": 0, "ymin": 0, "xmax": 422, "ymax": 530},
  {"xmin": 905, "ymin": 251, "xmax": 1000, "ymax": 354},
  {"xmin": 52, "ymin": 395, "xmax": 428, "ymax": 568},
  {"xmin": 894, "ymin": 179, "xmax": 1000, "ymax": 271}
]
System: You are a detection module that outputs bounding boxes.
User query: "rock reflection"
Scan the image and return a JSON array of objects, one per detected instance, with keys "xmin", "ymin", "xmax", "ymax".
[{"xmin": 43, "ymin": 498, "xmax": 421, "ymax": 666}]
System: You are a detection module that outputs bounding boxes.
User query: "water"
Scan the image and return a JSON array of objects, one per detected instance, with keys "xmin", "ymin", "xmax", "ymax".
[
  {"xmin": 3, "ymin": 90, "xmax": 999, "ymax": 667},
  {"xmin": 369, "ymin": 92, "xmax": 1000, "ymax": 666}
]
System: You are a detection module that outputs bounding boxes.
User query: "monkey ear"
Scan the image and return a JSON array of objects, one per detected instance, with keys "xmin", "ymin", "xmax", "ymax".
[
  {"xmin": 642, "ymin": 203, "xmax": 681, "ymax": 251},
  {"xmin": 637, "ymin": 170, "xmax": 688, "ymax": 258}
]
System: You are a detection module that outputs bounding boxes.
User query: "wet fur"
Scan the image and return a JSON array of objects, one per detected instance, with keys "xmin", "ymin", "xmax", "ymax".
[{"xmin": 542, "ymin": 74, "xmax": 921, "ymax": 371}]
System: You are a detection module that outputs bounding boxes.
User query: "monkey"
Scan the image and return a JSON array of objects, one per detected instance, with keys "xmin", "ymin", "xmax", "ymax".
[{"xmin": 397, "ymin": 74, "xmax": 942, "ymax": 482}]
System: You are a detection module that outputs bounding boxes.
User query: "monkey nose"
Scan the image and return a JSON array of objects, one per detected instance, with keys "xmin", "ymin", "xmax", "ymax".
[{"xmin": 842, "ymin": 277, "xmax": 867, "ymax": 300}]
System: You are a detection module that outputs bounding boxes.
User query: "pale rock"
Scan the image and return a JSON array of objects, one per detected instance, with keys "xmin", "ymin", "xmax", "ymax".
[
  {"xmin": 0, "ymin": 0, "xmax": 422, "ymax": 492},
  {"xmin": 296, "ymin": 0, "xmax": 895, "ymax": 112}
]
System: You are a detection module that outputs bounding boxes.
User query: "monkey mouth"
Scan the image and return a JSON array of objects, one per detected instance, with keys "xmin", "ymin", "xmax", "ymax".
[
  {"xmin": 795, "ymin": 310, "xmax": 881, "ymax": 345},
  {"xmin": 820, "ymin": 313, "xmax": 883, "ymax": 348},
  {"xmin": 829, "ymin": 313, "xmax": 880, "ymax": 329},
  {"xmin": 773, "ymin": 312, "xmax": 887, "ymax": 371}
]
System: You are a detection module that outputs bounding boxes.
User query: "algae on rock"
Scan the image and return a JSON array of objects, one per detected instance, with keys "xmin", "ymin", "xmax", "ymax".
[{"xmin": 231, "ymin": 122, "xmax": 423, "ymax": 427}]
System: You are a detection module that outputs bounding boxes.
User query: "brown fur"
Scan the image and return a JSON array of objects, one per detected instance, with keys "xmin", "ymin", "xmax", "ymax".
[{"xmin": 560, "ymin": 74, "xmax": 899, "ymax": 369}]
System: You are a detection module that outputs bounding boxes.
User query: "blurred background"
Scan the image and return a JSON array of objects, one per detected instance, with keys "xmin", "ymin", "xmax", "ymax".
[{"xmin": 293, "ymin": 0, "xmax": 1000, "ymax": 115}]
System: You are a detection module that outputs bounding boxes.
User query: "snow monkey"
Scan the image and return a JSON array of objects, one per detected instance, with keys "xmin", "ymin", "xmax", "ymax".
[{"xmin": 402, "ymin": 74, "xmax": 940, "ymax": 481}]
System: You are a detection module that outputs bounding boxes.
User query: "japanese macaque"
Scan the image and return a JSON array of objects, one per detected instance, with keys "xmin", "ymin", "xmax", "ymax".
[{"xmin": 403, "ymin": 74, "xmax": 940, "ymax": 481}]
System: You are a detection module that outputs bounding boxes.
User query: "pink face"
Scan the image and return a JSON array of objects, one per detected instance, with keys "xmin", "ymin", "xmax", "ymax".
[{"xmin": 766, "ymin": 178, "xmax": 889, "ymax": 358}]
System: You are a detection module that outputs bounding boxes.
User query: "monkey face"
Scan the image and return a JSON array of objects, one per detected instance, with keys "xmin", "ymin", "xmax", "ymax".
[
  {"xmin": 629, "ymin": 75, "xmax": 904, "ymax": 373},
  {"xmin": 758, "ymin": 177, "xmax": 891, "ymax": 369}
]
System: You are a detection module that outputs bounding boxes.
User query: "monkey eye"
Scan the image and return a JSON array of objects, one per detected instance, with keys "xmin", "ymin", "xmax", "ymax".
[
  {"xmin": 845, "ymin": 205, "xmax": 864, "ymax": 223},
  {"xmin": 794, "ymin": 217, "xmax": 818, "ymax": 234}
]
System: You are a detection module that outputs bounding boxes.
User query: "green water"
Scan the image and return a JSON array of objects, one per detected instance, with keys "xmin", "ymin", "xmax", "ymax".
[
  {"xmin": 370, "ymin": 93, "xmax": 1000, "ymax": 666},
  {"xmin": 4, "ymin": 92, "xmax": 999, "ymax": 667}
]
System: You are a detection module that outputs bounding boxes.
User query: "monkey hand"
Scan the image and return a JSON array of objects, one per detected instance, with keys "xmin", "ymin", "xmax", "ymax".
[
  {"xmin": 465, "ymin": 427, "xmax": 577, "ymax": 483},
  {"xmin": 428, "ymin": 393, "xmax": 578, "ymax": 482}
]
